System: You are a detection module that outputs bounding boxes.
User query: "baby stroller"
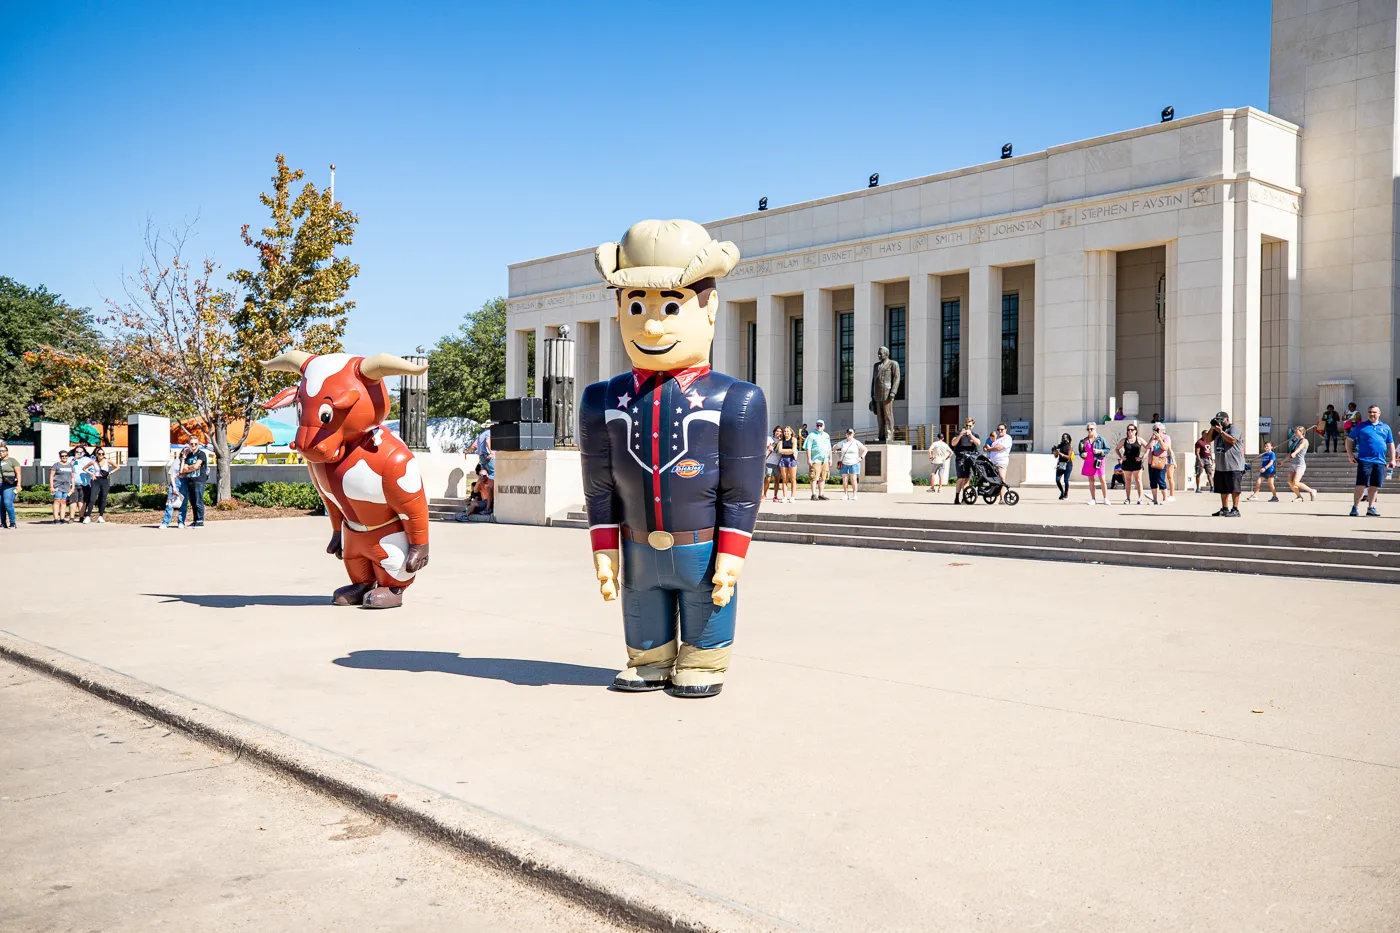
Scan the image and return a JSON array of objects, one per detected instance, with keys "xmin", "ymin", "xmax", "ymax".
[{"xmin": 959, "ymin": 453, "xmax": 1019, "ymax": 505}]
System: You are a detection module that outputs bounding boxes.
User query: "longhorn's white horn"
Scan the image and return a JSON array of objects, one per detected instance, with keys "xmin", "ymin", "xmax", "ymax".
[
  {"xmin": 262, "ymin": 350, "xmax": 314, "ymax": 373},
  {"xmin": 359, "ymin": 353, "xmax": 429, "ymax": 382}
]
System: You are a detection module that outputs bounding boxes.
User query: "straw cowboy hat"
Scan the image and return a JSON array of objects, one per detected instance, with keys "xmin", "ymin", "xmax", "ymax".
[{"xmin": 595, "ymin": 219, "xmax": 740, "ymax": 290}]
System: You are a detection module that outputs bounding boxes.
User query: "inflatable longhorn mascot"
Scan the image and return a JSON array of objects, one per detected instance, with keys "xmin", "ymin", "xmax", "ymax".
[
  {"xmin": 263, "ymin": 351, "xmax": 431, "ymax": 609},
  {"xmin": 580, "ymin": 220, "xmax": 768, "ymax": 697}
]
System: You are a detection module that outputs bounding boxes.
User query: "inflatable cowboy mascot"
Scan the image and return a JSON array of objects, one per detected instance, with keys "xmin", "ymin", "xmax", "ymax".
[{"xmin": 579, "ymin": 220, "xmax": 767, "ymax": 698}]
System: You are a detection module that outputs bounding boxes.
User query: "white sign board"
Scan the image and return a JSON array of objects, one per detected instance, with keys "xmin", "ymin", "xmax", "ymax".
[
  {"xmin": 1258, "ymin": 416, "xmax": 1273, "ymax": 434},
  {"xmin": 1009, "ymin": 420, "xmax": 1031, "ymax": 438},
  {"xmin": 38, "ymin": 421, "xmax": 70, "ymax": 465},
  {"xmin": 128, "ymin": 413, "xmax": 173, "ymax": 465}
]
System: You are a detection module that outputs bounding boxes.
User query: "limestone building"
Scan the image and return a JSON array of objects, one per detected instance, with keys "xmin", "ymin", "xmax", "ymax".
[{"xmin": 506, "ymin": 0, "xmax": 1398, "ymax": 452}]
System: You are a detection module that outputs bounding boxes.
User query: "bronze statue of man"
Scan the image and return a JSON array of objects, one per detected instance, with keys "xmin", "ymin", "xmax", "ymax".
[{"xmin": 869, "ymin": 346, "xmax": 901, "ymax": 443}]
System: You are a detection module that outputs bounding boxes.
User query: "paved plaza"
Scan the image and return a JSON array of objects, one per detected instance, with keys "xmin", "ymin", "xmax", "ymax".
[
  {"xmin": 3, "ymin": 515, "xmax": 1399, "ymax": 931},
  {"xmin": 0, "ymin": 657, "xmax": 624, "ymax": 933}
]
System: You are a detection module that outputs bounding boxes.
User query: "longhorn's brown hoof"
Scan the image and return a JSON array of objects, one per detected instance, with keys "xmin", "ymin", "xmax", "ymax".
[
  {"xmin": 361, "ymin": 585, "xmax": 404, "ymax": 609},
  {"xmin": 331, "ymin": 582, "xmax": 373, "ymax": 606}
]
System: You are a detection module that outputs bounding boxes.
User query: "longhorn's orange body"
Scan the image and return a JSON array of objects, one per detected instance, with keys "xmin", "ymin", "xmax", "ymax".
[{"xmin": 263, "ymin": 352, "xmax": 431, "ymax": 609}]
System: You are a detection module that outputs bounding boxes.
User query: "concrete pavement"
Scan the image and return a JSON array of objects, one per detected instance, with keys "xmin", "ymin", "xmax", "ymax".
[
  {"xmin": 0, "ymin": 656, "xmax": 625, "ymax": 933},
  {"xmin": 2, "ymin": 517, "xmax": 1398, "ymax": 931}
]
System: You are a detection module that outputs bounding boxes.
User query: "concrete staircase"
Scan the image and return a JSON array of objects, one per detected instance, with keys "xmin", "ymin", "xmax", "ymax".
[
  {"xmin": 428, "ymin": 497, "xmax": 466, "ymax": 521},
  {"xmin": 1260, "ymin": 450, "xmax": 1367, "ymax": 494},
  {"xmin": 553, "ymin": 508, "xmax": 1400, "ymax": 584}
]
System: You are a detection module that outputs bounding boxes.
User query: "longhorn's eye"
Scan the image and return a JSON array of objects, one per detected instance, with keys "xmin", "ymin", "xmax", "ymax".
[
  {"xmin": 628, "ymin": 300, "xmax": 645, "ymax": 316},
  {"xmin": 663, "ymin": 302, "xmax": 681, "ymax": 316},
  {"xmin": 318, "ymin": 404, "xmax": 333, "ymax": 425}
]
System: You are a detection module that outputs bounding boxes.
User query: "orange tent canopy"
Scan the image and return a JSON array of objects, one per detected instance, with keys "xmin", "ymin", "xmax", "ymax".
[{"xmin": 171, "ymin": 418, "xmax": 275, "ymax": 447}]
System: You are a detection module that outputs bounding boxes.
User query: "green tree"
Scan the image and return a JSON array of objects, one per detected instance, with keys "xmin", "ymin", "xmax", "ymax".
[
  {"xmin": 230, "ymin": 153, "xmax": 359, "ymax": 360},
  {"xmin": 428, "ymin": 297, "xmax": 507, "ymax": 422},
  {"xmin": 103, "ymin": 155, "xmax": 360, "ymax": 501},
  {"xmin": 112, "ymin": 152, "xmax": 359, "ymax": 502},
  {"xmin": 0, "ymin": 277, "xmax": 123, "ymax": 438}
]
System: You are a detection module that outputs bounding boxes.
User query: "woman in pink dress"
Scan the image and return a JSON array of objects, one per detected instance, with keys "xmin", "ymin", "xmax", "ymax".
[{"xmin": 1079, "ymin": 422, "xmax": 1109, "ymax": 504}]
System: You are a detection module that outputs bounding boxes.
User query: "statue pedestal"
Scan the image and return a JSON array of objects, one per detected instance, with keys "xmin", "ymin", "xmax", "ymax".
[
  {"xmin": 492, "ymin": 449, "xmax": 583, "ymax": 526},
  {"xmin": 859, "ymin": 444, "xmax": 913, "ymax": 493}
]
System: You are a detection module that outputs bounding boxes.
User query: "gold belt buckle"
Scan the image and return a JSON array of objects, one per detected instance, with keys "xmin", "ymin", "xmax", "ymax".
[{"xmin": 647, "ymin": 530, "xmax": 675, "ymax": 550}]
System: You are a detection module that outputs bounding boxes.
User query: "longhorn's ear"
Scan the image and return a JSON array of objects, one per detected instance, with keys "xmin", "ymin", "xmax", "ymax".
[
  {"xmin": 263, "ymin": 386, "xmax": 299, "ymax": 410},
  {"xmin": 327, "ymin": 386, "xmax": 362, "ymax": 410}
]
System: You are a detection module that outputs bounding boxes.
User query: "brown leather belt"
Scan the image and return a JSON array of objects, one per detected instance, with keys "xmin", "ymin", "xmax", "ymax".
[{"xmin": 623, "ymin": 526, "xmax": 715, "ymax": 550}]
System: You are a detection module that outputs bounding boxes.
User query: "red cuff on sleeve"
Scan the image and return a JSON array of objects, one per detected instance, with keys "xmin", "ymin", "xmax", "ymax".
[
  {"xmin": 716, "ymin": 528, "xmax": 751, "ymax": 559},
  {"xmin": 589, "ymin": 525, "xmax": 620, "ymax": 551}
]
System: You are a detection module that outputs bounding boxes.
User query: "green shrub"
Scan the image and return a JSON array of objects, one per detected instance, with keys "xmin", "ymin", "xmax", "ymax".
[
  {"xmin": 232, "ymin": 481, "xmax": 324, "ymax": 512},
  {"xmin": 18, "ymin": 485, "xmax": 52, "ymax": 504},
  {"xmin": 912, "ymin": 476, "xmax": 930, "ymax": 486}
]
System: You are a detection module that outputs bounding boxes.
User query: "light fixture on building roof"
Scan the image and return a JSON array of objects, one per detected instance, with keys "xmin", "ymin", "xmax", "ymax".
[
  {"xmin": 1000, "ymin": 144, "xmax": 1013, "ymax": 160},
  {"xmin": 868, "ymin": 173, "xmax": 879, "ymax": 188},
  {"xmin": 1161, "ymin": 106, "xmax": 1174, "ymax": 123},
  {"xmin": 758, "ymin": 197, "xmax": 768, "ymax": 211}
]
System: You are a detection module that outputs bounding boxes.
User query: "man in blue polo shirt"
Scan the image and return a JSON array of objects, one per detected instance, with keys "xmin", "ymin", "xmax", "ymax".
[{"xmin": 1346, "ymin": 404, "xmax": 1396, "ymax": 517}]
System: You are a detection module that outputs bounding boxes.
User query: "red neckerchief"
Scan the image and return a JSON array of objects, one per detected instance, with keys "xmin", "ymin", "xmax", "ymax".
[{"xmin": 632, "ymin": 364, "xmax": 710, "ymax": 394}]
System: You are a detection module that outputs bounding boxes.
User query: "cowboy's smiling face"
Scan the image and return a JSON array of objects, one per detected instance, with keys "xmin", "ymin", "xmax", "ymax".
[{"xmin": 616, "ymin": 285, "xmax": 715, "ymax": 371}]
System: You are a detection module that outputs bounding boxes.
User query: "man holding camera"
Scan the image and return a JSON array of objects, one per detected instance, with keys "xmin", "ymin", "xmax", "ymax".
[{"xmin": 1207, "ymin": 411, "xmax": 1245, "ymax": 517}]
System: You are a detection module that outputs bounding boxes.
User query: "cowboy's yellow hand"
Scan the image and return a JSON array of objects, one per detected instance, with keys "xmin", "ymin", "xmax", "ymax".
[
  {"xmin": 711, "ymin": 553, "xmax": 745, "ymax": 607},
  {"xmin": 593, "ymin": 549, "xmax": 620, "ymax": 602}
]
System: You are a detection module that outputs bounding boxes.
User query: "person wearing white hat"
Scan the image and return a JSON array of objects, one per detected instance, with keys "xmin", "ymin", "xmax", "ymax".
[{"xmin": 580, "ymin": 219, "xmax": 768, "ymax": 698}]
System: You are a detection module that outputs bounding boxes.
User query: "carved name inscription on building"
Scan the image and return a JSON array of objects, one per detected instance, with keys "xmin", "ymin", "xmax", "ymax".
[
  {"xmin": 1249, "ymin": 183, "xmax": 1300, "ymax": 214},
  {"xmin": 729, "ymin": 260, "xmax": 773, "ymax": 280},
  {"xmin": 1076, "ymin": 190, "xmax": 1186, "ymax": 224},
  {"xmin": 507, "ymin": 184, "xmax": 1217, "ymax": 315},
  {"xmin": 988, "ymin": 216, "xmax": 1044, "ymax": 240}
]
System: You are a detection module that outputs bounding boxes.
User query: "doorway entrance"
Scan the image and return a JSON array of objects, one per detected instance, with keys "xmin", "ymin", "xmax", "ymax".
[{"xmin": 939, "ymin": 404, "xmax": 960, "ymax": 439}]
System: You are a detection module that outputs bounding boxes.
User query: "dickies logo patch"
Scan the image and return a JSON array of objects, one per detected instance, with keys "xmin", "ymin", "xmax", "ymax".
[{"xmin": 672, "ymin": 459, "xmax": 704, "ymax": 478}]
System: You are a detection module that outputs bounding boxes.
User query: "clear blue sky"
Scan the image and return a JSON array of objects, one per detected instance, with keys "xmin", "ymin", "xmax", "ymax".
[{"xmin": 1, "ymin": 1, "xmax": 1271, "ymax": 356}]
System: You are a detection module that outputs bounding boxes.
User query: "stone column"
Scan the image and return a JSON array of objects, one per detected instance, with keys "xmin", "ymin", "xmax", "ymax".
[
  {"xmin": 1031, "ymin": 260, "xmax": 1047, "ymax": 448},
  {"xmin": 715, "ymin": 300, "xmax": 743, "ymax": 377},
  {"xmin": 966, "ymin": 264, "xmax": 1003, "ymax": 431},
  {"xmin": 755, "ymin": 293, "xmax": 785, "ymax": 418},
  {"xmin": 535, "ymin": 325, "xmax": 550, "ymax": 398},
  {"xmin": 852, "ymin": 281, "xmax": 882, "ymax": 433},
  {"xmin": 506, "ymin": 328, "xmax": 530, "ymax": 397},
  {"xmin": 598, "ymin": 312, "xmax": 621, "ymax": 378},
  {"xmin": 803, "ymin": 287, "xmax": 833, "ymax": 427},
  {"xmin": 906, "ymin": 273, "xmax": 937, "ymax": 431},
  {"xmin": 1169, "ymin": 197, "xmax": 1234, "ymax": 426},
  {"xmin": 1084, "ymin": 251, "xmax": 1116, "ymax": 424},
  {"xmin": 1162, "ymin": 240, "xmax": 1178, "ymax": 421},
  {"xmin": 1236, "ymin": 200, "xmax": 1263, "ymax": 454}
]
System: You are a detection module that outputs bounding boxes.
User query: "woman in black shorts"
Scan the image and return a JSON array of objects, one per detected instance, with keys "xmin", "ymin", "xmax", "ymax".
[
  {"xmin": 1115, "ymin": 423, "xmax": 1145, "ymax": 505},
  {"xmin": 777, "ymin": 425, "xmax": 799, "ymax": 503}
]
